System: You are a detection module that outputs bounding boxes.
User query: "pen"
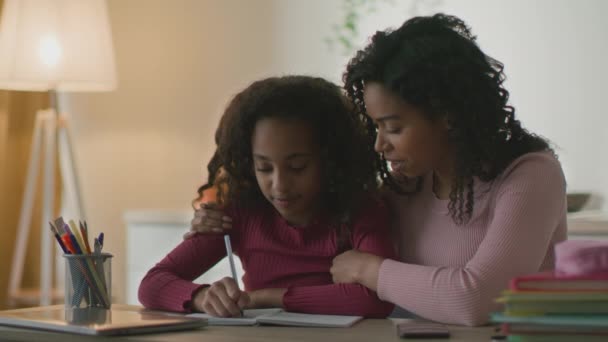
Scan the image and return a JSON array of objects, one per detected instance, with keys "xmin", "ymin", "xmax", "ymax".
[
  {"xmin": 61, "ymin": 233, "xmax": 77, "ymax": 254},
  {"xmin": 98, "ymin": 232, "xmax": 104, "ymax": 249},
  {"xmin": 54, "ymin": 217, "xmax": 66, "ymax": 235},
  {"xmin": 64, "ymin": 223, "xmax": 73, "ymax": 236},
  {"xmin": 224, "ymin": 234, "xmax": 243, "ymax": 317},
  {"xmin": 224, "ymin": 235, "xmax": 239, "ymax": 286},
  {"xmin": 49, "ymin": 223, "xmax": 69, "ymax": 254},
  {"xmin": 79, "ymin": 221, "xmax": 92, "ymax": 254},
  {"xmin": 69, "ymin": 220, "xmax": 87, "ymax": 254},
  {"xmin": 68, "ymin": 233, "xmax": 84, "ymax": 254}
]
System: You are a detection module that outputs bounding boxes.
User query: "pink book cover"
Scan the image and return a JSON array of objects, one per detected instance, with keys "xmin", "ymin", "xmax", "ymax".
[
  {"xmin": 510, "ymin": 271, "xmax": 608, "ymax": 292},
  {"xmin": 555, "ymin": 240, "xmax": 608, "ymax": 276}
]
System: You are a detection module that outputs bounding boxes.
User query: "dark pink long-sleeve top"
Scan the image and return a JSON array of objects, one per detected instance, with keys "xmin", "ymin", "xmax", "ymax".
[{"xmin": 138, "ymin": 197, "xmax": 395, "ymax": 318}]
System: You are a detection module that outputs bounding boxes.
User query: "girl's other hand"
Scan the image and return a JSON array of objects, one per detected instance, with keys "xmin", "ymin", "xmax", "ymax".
[
  {"xmin": 330, "ymin": 250, "xmax": 384, "ymax": 291},
  {"xmin": 184, "ymin": 203, "xmax": 233, "ymax": 239},
  {"xmin": 192, "ymin": 277, "xmax": 250, "ymax": 317}
]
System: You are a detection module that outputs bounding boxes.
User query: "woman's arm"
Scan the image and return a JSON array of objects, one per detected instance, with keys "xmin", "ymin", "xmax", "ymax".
[
  {"xmin": 138, "ymin": 234, "xmax": 228, "ymax": 312},
  {"xmin": 376, "ymin": 154, "xmax": 567, "ymax": 326}
]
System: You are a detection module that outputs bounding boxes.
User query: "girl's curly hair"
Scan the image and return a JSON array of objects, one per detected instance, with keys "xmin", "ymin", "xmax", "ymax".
[
  {"xmin": 344, "ymin": 13, "xmax": 553, "ymax": 224},
  {"xmin": 197, "ymin": 75, "xmax": 378, "ymax": 228}
]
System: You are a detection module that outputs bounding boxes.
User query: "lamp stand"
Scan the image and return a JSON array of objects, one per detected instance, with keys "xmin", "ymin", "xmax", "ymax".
[{"xmin": 7, "ymin": 97, "xmax": 85, "ymax": 307}]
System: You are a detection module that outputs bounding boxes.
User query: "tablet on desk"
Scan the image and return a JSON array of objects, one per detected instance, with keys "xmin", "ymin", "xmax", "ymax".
[{"xmin": 0, "ymin": 305, "xmax": 207, "ymax": 336}]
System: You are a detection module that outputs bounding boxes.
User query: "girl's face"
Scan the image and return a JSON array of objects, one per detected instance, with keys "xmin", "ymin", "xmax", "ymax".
[
  {"xmin": 363, "ymin": 82, "xmax": 452, "ymax": 178},
  {"xmin": 252, "ymin": 117, "xmax": 323, "ymax": 226}
]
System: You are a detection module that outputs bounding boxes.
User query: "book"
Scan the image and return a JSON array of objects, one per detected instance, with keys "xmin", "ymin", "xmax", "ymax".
[
  {"xmin": 187, "ymin": 308, "xmax": 363, "ymax": 327},
  {"xmin": 503, "ymin": 300, "xmax": 608, "ymax": 315},
  {"xmin": 506, "ymin": 334, "xmax": 608, "ymax": 342},
  {"xmin": 496, "ymin": 290, "xmax": 608, "ymax": 315},
  {"xmin": 498, "ymin": 290, "xmax": 608, "ymax": 301},
  {"xmin": 255, "ymin": 311, "xmax": 363, "ymax": 327},
  {"xmin": 554, "ymin": 239, "xmax": 608, "ymax": 276},
  {"xmin": 491, "ymin": 312, "xmax": 608, "ymax": 328},
  {"xmin": 187, "ymin": 308, "xmax": 281, "ymax": 326},
  {"xmin": 510, "ymin": 271, "xmax": 608, "ymax": 291},
  {"xmin": 502, "ymin": 322, "xmax": 608, "ymax": 335}
]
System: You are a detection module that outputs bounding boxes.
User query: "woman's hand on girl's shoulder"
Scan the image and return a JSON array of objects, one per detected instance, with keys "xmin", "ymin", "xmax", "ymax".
[{"xmin": 184, "ymin": 203, "xmax": 233, "ymax": 240}]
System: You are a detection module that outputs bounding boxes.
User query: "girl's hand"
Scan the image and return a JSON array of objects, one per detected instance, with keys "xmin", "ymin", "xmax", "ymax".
[
  {"xmin": 330, "ymin": 250, "xmax": 385, "ymax": 291},
  {"xmin": 192, "ymin": 277, "xmax": 250, "ymax": 317},
  {"xmin": 184, "ymin": 203, "xmax": 233, "ymax": 239}
]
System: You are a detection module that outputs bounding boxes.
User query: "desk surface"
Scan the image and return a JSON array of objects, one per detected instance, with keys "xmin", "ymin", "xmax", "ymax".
[{"xmin": 0, "ymin": 305, "xmax": 496, "ymax": 342}]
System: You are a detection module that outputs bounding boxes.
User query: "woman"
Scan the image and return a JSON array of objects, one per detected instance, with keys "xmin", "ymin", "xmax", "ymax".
[{"xmin": 188, "ymin": 14, "xmax": 567, "ymax": 326}]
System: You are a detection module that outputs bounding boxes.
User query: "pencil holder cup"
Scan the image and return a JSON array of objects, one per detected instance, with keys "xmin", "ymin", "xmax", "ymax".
[
  {"xmin": 64, "ymin": 253, "xmax": 113, "ymax": 309},
  {"xmin": 65, "ymin": 307, "xmax": 111, "ymax": 325}
]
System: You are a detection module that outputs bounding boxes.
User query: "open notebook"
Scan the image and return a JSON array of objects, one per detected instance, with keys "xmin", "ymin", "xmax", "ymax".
[{"xmin": 187, "ymin": 308, "xmax": 363, "ymax": 327}]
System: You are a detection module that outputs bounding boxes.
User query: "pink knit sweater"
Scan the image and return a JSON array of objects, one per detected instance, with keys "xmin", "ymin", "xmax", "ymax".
[{"xmin": 377, "ymin": 152, "xmax": 568, "ymax": 326}]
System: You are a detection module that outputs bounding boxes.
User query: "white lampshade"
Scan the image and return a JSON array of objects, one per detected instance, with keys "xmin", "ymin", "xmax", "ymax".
[{"xmin": 0, "ymin": 0, "xmax": 117, "ymax": 92}]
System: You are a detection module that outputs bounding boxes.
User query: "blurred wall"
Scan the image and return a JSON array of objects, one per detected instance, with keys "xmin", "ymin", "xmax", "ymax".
[
  {"xmin": 275, "ymin": 0, "xmax": 608, "ymax": 205},
  {"xmin": 438, "ymin": 0, "xmax": 608, "ymax": 209},
  {"xmin": 61, "ymin": 0, "xmax": 279, "ymax": 303}
]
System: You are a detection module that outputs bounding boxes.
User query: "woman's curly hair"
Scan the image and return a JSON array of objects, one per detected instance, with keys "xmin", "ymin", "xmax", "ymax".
[
  {"xmin": 343, "ymin": 13, "xmax": 553, "ymax": 225},
  {"xmin": 197, "ymin": 75, "xmax": 378, "ymax": 227}
]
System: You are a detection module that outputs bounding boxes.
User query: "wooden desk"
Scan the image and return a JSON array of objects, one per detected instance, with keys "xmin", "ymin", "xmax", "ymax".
[{"xmin": 0, "ymin": 305, "xmax": 496, "ymax": 342}]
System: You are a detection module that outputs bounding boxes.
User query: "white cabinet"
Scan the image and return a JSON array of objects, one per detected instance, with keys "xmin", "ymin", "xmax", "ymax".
[{"xmin": 124, "ymin": 210, "xmax": 242, "ymax": 305}]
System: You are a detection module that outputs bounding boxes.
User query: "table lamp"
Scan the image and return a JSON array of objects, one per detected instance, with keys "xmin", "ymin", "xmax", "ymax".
[{"xmin": 0, "ymin": 0, "xmax": 117, "ymax": 306}]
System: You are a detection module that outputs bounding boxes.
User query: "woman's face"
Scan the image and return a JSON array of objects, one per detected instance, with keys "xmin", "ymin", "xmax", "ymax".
[
  {"xmin": 363, "ymin": 82, "xmax": 452, "ymax": 178},
  {"xmin": 251, "ymin": 117, "xmax": 323, "ymax": 226}
]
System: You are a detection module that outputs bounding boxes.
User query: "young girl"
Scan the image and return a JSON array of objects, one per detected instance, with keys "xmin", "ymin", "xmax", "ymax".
[
  {"xmin": 189, "ymin": 14, "xmax": 568, "ymax": 326},
  {"xmin": 138, "ymin": 76, "xmax": 395, "ymax": 318}
]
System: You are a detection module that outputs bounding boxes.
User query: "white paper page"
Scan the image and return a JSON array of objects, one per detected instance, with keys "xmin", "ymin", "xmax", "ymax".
[
  {"xmin": 186, "ymin": 308, "xmax": 282, "ymax": 326},
  {"xmin": 256, "ymin": 311, "xmax": 363, "ymax": 328}
]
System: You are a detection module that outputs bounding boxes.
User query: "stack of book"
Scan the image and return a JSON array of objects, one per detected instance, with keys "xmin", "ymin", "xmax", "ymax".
[{"xmin": 491, "ymin": 271, "xmax": 608, "ymax": 341}]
